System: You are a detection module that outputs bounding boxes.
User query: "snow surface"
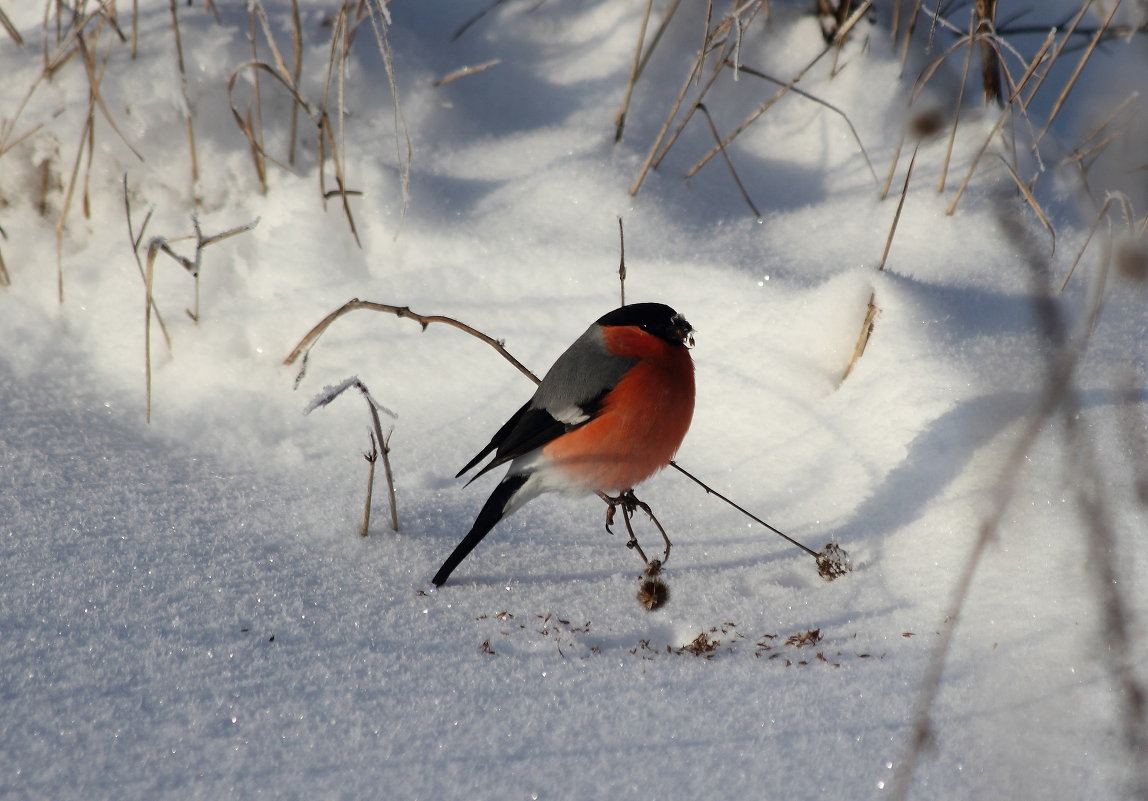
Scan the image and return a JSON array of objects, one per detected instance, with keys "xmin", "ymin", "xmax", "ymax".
[{"xmin": 2, "ymin": 1, "xmax": 1147, "ymax": 799}]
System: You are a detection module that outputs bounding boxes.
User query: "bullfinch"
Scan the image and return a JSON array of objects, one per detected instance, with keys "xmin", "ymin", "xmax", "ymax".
[{"xmin": 432, "ymin": 302, "xmax": 696, "ymax": 587}]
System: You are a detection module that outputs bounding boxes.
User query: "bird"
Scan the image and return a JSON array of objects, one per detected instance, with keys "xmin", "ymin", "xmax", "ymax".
[{"xmin": 431, "ymin": 302, "xmax": 696, "ymax": 587}]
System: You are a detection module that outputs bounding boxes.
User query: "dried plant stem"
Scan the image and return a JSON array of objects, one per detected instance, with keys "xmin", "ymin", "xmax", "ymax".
[
  {"xmin": 123, "ymin": 175, "xmax": 170, "ymax": 349},
  {"xmin": 362, "ymin": 432, "xmax": 378, "ymax": 536},
  {"xmin": 614, "ymin": 0, "xmax": 654, "ymax": 143},
  {"xmin": 880, "ymin": 143, "xmax": 918, "ymax": 270},
  {"xmin": 433, "ymin": 59, "xmax": 501, "ymax": 87},
  {"xmin": 936, "ymin": 12, "xmax": 977, "ymax": 194},
  {"xmin": 891, "ymin": 207, "xmax": 1108, "ymax": 801},
  {"xmin": 55, "ymin": 112, "xmax": 93, "ymax": 304},
  {"xmin": 284, "ymin": 300, "xmax": 541, "ymax": 385},
  {"xmin": 683, "ymin": 0, "xmax": 872, "ymax": 180},
  {"xmin": 617, "ymin": 217, "xmax": 627, "ymax": 307},
  {"xmin": 1035, "ymin": 0, "xmax": 1122, "ymax": 149},
  {"xmin": 355, "ymin": 381, "xmax": 399, "ymax": 533},
  {"xmin": 697, "ymin": 103, "xmax": 761, "ymax": 219},
  {"xmin": 0, "ymin": 5, "xmax": 23, "ymax": 44},
  {"xmin": 841, "ymin": 291, "xmax": 878, "ymax": 383},
  {"xmin": 945, "ymin": 27, "xmax": 1056, "ymax": 216},
  {"xmin": 307, "ymin": 378, "xmax": 400, "ymax": 534},
  {"xmin": 143, "ymin": 238, "xmax": 161, "ymax": 424},
  {"xmin": 733, "ymin": 61, "xmax": 878, "ymax": 186},
  {"xmin": 168, "ymin": 0, "xmax": 199, "ymax": 203},
  {"xmin": 667, "ymin": 461, "xmax": 819, "ymax": 559},
  {"xmin": 975, "ymin": 0, "xmax": 1002, "ymax": 104}
]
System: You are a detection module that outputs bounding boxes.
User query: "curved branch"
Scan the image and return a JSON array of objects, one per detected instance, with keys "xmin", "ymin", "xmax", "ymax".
[{"xmin": 283, "ymin": 298, "xmax": 542, "ymax": 385}]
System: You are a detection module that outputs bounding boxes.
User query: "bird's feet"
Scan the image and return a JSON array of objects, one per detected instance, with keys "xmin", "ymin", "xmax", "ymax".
[{"xmin": 599, "ymin": 488, "xmax": 672, "ymax": 566}]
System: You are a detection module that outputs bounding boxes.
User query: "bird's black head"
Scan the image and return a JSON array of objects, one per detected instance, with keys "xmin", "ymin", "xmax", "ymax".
[{"xmin": 596, "ymin": 302, "xmax": 694, "ymax": 347}]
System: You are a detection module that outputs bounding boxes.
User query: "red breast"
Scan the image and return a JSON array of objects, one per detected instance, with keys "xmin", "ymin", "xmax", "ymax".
[{"xmin": 542, "ymin": 324, "xmax": 695, "ymax": 493}]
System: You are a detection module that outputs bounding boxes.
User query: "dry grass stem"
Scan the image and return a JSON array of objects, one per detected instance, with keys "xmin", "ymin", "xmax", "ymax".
[
  {"xmin": 366, "ymin": 0, "xmax": 412, "ymax": 235},
  {"xmin": 614, "ymin": 0, "xmax": 655, "ymax": 144},
  {"xmin": 450, "ymin": 0, "xmax": 510, "ymax": 42},
  {"xmin": 168, "ymin": 0, "xmax": 200, "ymax": 203},
  {"xmin": 944, "ymin": 27, "xmax": 1057, "ymax": 217},
  {"xmin": 879, "ymin": 143, "xmax": 918, "ymax": 270},
  {"xmin": 841, "ymin": 291, "xmax": 878, "ymax": 383},
  {"xmin": 1035, "ymin": 0, "xmax": 1122, "ymax": 149},
  {"xmin": 0, "ymin": 5, "xmax": 23, "ymax": 44},
  {"xmin": 891, "ymin": 205, "xmax": 1117, "ymax": 801},
  {"xmin": 697, "ymin": 103, "xmax": 761, "ymax": 218},
  {"xmin": 305, "ymin": 377, "xmax": 400, "ymax": 535},
  {"xmin": 617, "ymin": 216, "xmax": 627, "ymax": 307},
  {"xmin": 123, "ymin": 175, "xmax": 171, "ymax": 349},
  {"xmin": 734, "ymin": 61, "xmax": 878, "ymax": 186},
  {"xmin": 683, "ymin": 36, "xmax": 838, "ymax": 180},
  {"xmin": 284, "ymin": 300, "xmax": 542, "ymax": 386},
  {"xmin": 55, "ymin": 112, "xmax": 93, "ymax": 304},
  {"xmin": 433, "ymin": 59, "xmax": 501, "ymax": 87},
  {"xmin": 974, "ymin": 0, "xmax": 1002, "ymax": 104}
]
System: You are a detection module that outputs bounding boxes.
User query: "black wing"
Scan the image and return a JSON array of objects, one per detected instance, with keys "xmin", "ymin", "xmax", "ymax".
[{"xmin": 456, "ymin": 322, "xmax": 636, "ymax": 483}]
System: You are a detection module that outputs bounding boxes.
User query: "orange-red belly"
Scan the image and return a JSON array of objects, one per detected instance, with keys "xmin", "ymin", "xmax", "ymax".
[{"xmin": 542, "ymin": 337, "xmax": 694, "ymax": 493}]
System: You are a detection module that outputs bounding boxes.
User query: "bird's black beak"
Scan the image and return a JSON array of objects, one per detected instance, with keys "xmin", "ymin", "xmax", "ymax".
[{"xmin": 671, "ymin": 313, "xmax": 696, "ymax": 348}]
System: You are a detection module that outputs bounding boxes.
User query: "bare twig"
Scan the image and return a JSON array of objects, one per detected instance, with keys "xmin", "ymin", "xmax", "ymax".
[
  {"xmin": 614, "ymin": 0, "xmax": 654, "ymax": 143},
  {"xmin": 880, "ymin": 144, "xmax": 918, "ymax": 270},
  {"xmin": 433, "ymin": 59, "xmax": 501, "ymax": 87},
  {"xmin": 841, "ymin": 291, "xmax": 878, "ymax": 383},
  {"xmin": 306, "ymin": 377, "xmax": 400, "ymax": 534},
  {"xmin": 890, "ymin": 204, "xmax": 1105, "ymax": 801},
  {"xmin": 697, "ymin": 103, "xmax": 761, "ymax": 219},
  {"xmin": 0, "ymin": 4, "xmax": 23, "ymax": 45},
  {"xmin": 617, "ymin": 217, "xmax": 627, "ymax": 307},
  {"xmin": 284, "ymin": 300, "xmax": 541, "ymax": 385},
  {"xmin": 1035, "ymin": 0, "xmax": 1122, "ymax": 149},
  {"xmin": 168, "ymin": 0, "xmax": 200, "ymax": 204},
  {"xmin": 123, "ymin": 175, "xmax": 170, "ymax": 349}
]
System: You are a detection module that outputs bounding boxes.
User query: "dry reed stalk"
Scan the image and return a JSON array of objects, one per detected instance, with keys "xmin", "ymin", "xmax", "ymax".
[
  {"xmin": 935, "ymin": 12, "xmax": 976, "ymax": 194},
  {"xmin": 246, "ymin": 6, "xmax": 268, "ymax": 193},
  {"xmin": 284, "ymin": 300, "xmax": 541, "ymax": 385},
  {"xmin": 617, "ymin": 217, "xmax": 627, "ymax": 307},
  {"xmin": 974, "ymin": 0, "xmax": 1002, "ymax": 103},
  {"xmin": 143, "ymin": 237, "xmax": 161, "ymax": 424},
  {"xmin": 944, "ymin": 27, "xmax": 1056, "ymax": 217},
  {"xmin": 682, "ymin": 45, "xmax": 831, "ymax": 179},
  {"xmin": 889, "ymin": 204, "xmax": 1113, "ymax": 801},
  {"xmin": 697, "ymin": 103, "xmax": 761, "ymax": 219},
  {"xmin": 168, "ymin": 0, "xmax": 200, "ymax": 204},
  {"xmin": 287, "ymin": 0, "xmax": 303, "ymax": 165},
  {"xmin": 733, "ymin": 61, "xmax": 878, "ymax": 186},
  {"xmin": 1035, "ymin": 0, "xmax": 1122, "ymax": 148},
  {"xmin": 433, "ymin": 59, "xmax": 501, "ymax": 87},
  {"xmin": 840, "ymin": 292, "xmax": 877, "ymax": 383},
  {"xmin": 123, "ymin": 175, "xmax": 171, "ymax": 349},
  {"xmin": 0, "ymin": 4, "xmax": 22, "ymax": 45},
  {"xmin": 995, "ymin": 155, "xmax": 1055, "ymax": 254},
  {"xmin": 896, "ymin": 0, "xmax": 923, "ymax": 70},
  {"xmin": 1058, "ymin": 193, "xmax": 1134, "ymax": 293},
  {"xmin": 879, "ymin": 143, "xmax": 918, "ymax": 270},
  {"xmin": 365, "ymin": 0, "xmax": 412, "ymax": 234},
  {"xmin": 632, "ymin": 0, "xmax": 771, "ymax": 196},
  {"xmin": 614, "ymin": 0, "xmax": 655, "ymax": 144},
  {"xmin": 304, "ymin": 377, "xmax": 401, "ymax": 535},
  {"xmin": 628, "ymin": 30, "xmax": 715, "ymax": 196},
  {"xmin": 55, "ymin": 112, "xmax": 93, "ymax": 304}
]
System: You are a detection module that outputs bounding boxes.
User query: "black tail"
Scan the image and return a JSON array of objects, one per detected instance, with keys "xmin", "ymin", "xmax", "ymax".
[{"xmin": 432, "ymin": 474, "xmax": 528, "ymax": 587}]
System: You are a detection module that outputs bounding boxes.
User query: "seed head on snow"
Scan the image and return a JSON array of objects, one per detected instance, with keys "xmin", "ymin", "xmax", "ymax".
[
  {"xmin": 816, "ymin": 542, "xmax": 852, "ymax": 581},
  {"xmin": 637, "ymin": 577, "xmax": 670, "ymax": 611}
]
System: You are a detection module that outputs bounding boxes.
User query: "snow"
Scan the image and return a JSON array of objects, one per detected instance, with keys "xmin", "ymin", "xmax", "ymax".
[{"xmin": 1, "ymin": 1, "xmax": 1146, "ymax": 799}]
